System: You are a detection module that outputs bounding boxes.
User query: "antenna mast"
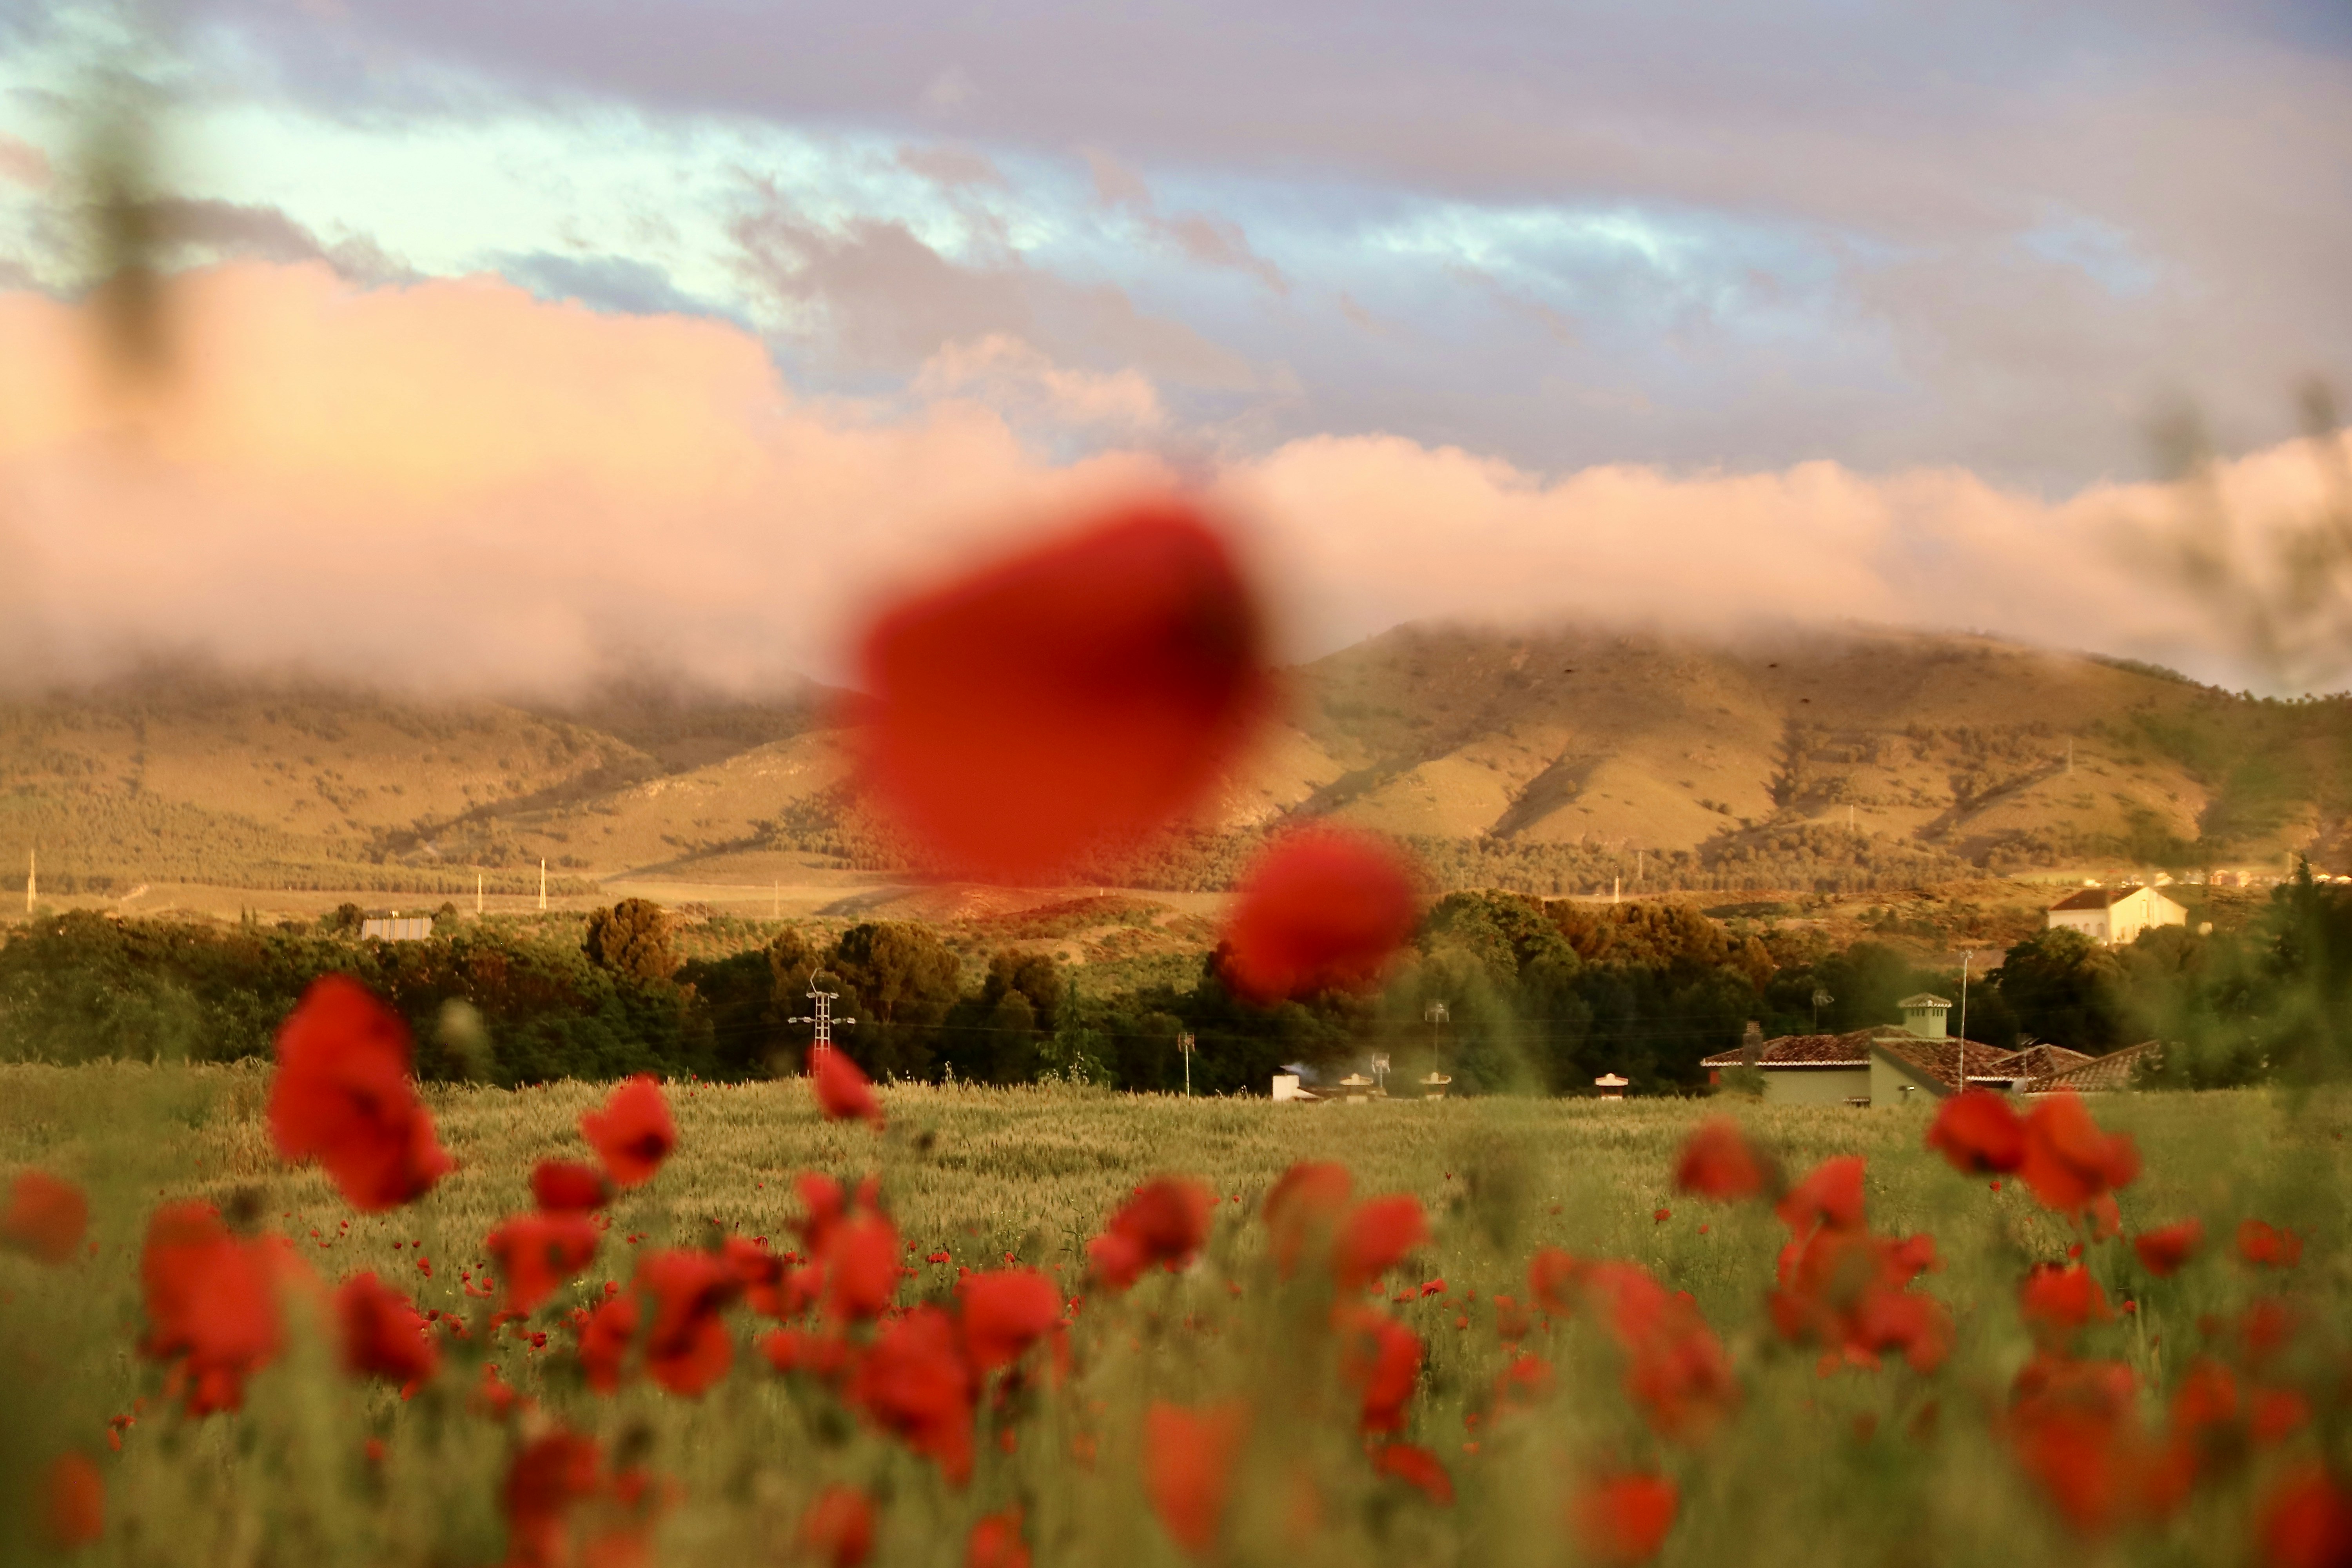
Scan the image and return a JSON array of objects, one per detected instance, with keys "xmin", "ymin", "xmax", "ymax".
[{"xmin": 789, "ymin": 971, "xmax": 858, "ymax": 1062}]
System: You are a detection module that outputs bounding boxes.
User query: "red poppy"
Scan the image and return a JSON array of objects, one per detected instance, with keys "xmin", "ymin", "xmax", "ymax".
[
  {"xmin": 1143, "ymin": 1400, "xmax": 1249, "ymax": 1558},
  {"xmin": 267, "ymin": 975, "xmax": 452, "ymax": 1212},
  {"xmin": 2019, "ymin": 1263, "xmax": 2112, "ymax": 1344},
  {"xmin": 1335, "ymin": 1307, "xmax": 1423, "ymax": 1432},
  {"xmin": 580, "ymin": 1076, "xmax": 677, "ymax": 1189},
  {"xmin": 2252, "ymin": 1387, "xmax": 2314, "ymax": 1446},
  {"xmin": 486, "ymin": 1212, "xmax": 602, "ymax": 1316},
  {"xmin": 138, "ymin": 1202, "xmax": 287, "ymax": 1415},
  {"xmin": 792, "ymin": 1172, "xmax": 849, "ymax": 1252},
  {"xmin": 1572, "ymin": 1473, "xmax": 1679, "ymax": 1566},
  {"xmin": 1333, "ymin": 1194, "xmax": 1428, "ymax": 1291},
  {"xmin": 2167, "ymin": 1357, "xmax": 2239, "ymax": 1451},
  {"xmin": 1529, "ymin": 1246, "xmax": 1583, "ymax": 1317},
  {"xmin": 760, "ymin": 1327, "xmax": 851, "ymax": 1383},
  {"xmin": 2006, "ymin": 1355, "xmax": 2186, "ymax": 1534},
  {"xmin": 1581, "ymin": 1261, "xmax": 1739, "ymax": 1441},
  {"xmin": 2239, "ymin": 1219, "xmax": 2305, "ymax": 1269},
  {"xmin": 823, "ymin": 1213, "xmax": 903, "ymax": 1321},
  {"xmin": 2016, "ymin": 1093, "xmax": 2140, "ymax": 1215},
  {"xmin": 635, "ymin": 1249, "xmax": 739, "ymax": 1397},
  {"xmin": 503, "ymin": 1430, "xmax": 603, "ymax": 1568},
  {"xmin": 1371, "ymin": 1442, "xmax": 1454, "ymax": 1506},
  {"xmin": 1926, "ymin": 1089, "xmax": 2026, "ymax": 1175},
  {"xmin": 2132, "ymin": 1219, "xmax": 2202, "ymax": 1277},
  {"xmin": 1263, "ymin": 1161, "xmax": 1353, "ymax": 1278},
  {"xmin": 2, "ymin": 1169, "xmax": 89, "ymax": 1265},
  {"xmin": 1089, "ymin": 1178, "xmax": 1213, "ymax": 1292},
  {"xmin": 810, "ymin": 1045, "xmax": 883, "ymax": 1127},
  {"xmin": 531, "ymin": 1160, "xmax": 613, "ymax": 1213},
  {"xmin": 1673, "ymin": 1119, "xmax": 1767, "ymax": 1201},
  {"xmin": 719, "ymin": 1236, "xmax": 789, "ymax": 1318},
  {"xmin": 40, "ymin": 1452, "xmax": 104, "ymax": 1549},
  {"xmin": 857, "ymin": 498, "xmax": 1271, "ymax": 881},
  {"xmin": 965, "ymin": 1510, "xmax": 1031, "ymax": 1568},
  {"xmin": 1775, "ymin": 1156, "xmax": 1867, "ymax": 1234},
  {"xmin": 851, "ymin": 1305, "xmax": 976, "ymax": 1482},
  {"xmin": 799, "ymin": 1485, "xmax": 876, "ymax": 1568},
  {"xmin": 1219, "ymin": 831, "xmax": 1420, "ymax": 1004},
  {"xmin": 577, "ymin": 1293, "xmax": 639, "ymax": 1394},
  {"xmin": 2261, "ymin": 1465, "xmax": 2352, "ymax": 1568},
  {"xmin": 958, "ymin": 1269, "xmax": 1062, "ymax": 1373},
  {"xmin": 336, "ymin": 1270, "xmax": 438, "ymax": 1389}
]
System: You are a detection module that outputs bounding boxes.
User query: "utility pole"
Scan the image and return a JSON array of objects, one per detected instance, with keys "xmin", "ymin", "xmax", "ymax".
[
  {"xmin": 772, "ymin": 881, "xmax": 780, "ymax": 921},
  {"xmin": 1612, "ymin": 875, "xmax": 1621, "ymax": 904},
  {"xmin": 23, "ymin": 847, "xmax": 32, "ymax": 915},
  {"xmin": 1178, "ymin": 1032, "xmax": 1196, "ymax": 1096},
  {"xmin": 538, "ymin": 859, "xmax": 547, "ymax": 913},
  {"xmin": 476, "ymin": 871, "xmax": 484, "ymax": 915},
  {"xmin": 1959, "ymin": 950, "xmax": 1974, "ymax": 1083},
  {"xmin": 789, "ymin": 971, "xmax": 857, "ymax": 1064}
]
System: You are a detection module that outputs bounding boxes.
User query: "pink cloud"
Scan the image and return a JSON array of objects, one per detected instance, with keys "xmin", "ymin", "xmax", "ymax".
[{"xmin": 0, "ymin": 136, "xmax": 50, "ymax": 190}]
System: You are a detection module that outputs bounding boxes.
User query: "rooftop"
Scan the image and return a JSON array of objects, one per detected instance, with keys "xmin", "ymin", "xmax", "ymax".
[
  {"xmin": 1701, "ymin": 1027, "xmax": 1890, "ymax": 1068},
  {"xmin": 1871, "ymin": 1034, "xmax": 2017, "ymax": 1091},
  {"xmin": 2025, "ymin": 1040, "xmax": 2160, "ymax": 1094}
]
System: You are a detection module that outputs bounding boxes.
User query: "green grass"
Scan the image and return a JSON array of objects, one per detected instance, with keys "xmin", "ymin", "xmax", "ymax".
[{"xmin": 2, "ymin": 1070, "xmax": 2347, "ymax": 1566}]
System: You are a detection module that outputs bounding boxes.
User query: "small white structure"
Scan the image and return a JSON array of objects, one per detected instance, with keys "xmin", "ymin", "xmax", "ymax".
[
  {"xmin": 1594, "ymin": 1073, "xmax": 1630, "ymax": 1100},
  {"xmin": 1271, "ymin": 1073, "xmax": 1323, "ymax": 1103},
  {"xmin": 361, "ymin": 915, "xmax": 433, "ymax": 942},
  {"xmin": 2046, "ymin": 886, "xmax": 2188, "ymax": 946}
]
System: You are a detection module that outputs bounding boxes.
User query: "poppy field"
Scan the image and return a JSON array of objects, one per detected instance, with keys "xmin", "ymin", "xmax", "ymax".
[{"xmin": 2, "ymin": 1007, "xmax": 2349, "ymax": 1568}]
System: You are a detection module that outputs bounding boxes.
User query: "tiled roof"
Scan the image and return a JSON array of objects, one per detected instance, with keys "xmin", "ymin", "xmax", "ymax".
[
  {"xmin": 2049, "ymin": 887, "xmax": 2126, "ymax": 911},
  {"xmin": 1700, "ymin": 1028, "xmax": 1883, "ymax": 1068},
  {"xmin": 2026, "ymin": 1041, "xmax": 2160, "ymax": 1094},
  {"xmin": 1871, "ymin": 1035, "xmax": 2017, "ymax": 1091},
  {"xmin": 1990, "ymin": 1044, "xmax": 2096, "ymax": 1080},
  {"xmin": 1898, "ymin": 993, "xmax": 1952, "ymax": 1009}
]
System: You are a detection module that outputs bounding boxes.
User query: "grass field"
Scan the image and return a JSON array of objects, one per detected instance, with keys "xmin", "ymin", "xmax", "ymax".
[{"xmin": 2, "ymin": 1068, "xmax": 2347, "ymax": 1567}]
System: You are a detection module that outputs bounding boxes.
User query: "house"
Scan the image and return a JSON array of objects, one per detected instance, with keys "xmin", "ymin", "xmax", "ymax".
[
  {"xmin": 361, "ymin": 914, "xmax": 432, "ymax": 942},
  {"xmin": 2022, "ymin": 1040, "xmax": 2159, "ymax": 1094},
  {"xmin": 2046, "ymin": 886, "xmax": 2188, "ymax": 946},
  {"xmin": 1701, "ymin": 993, "xmax": 1975, "ymax": 1107}
]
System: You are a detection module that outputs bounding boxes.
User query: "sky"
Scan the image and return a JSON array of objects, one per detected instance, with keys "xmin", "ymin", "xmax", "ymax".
[{"xmin": 0, "ymin": 0, "xmax": 2347, "ymax": 695}]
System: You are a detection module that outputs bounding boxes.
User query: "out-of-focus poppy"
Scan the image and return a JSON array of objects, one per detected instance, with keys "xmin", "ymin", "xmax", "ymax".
[
  {"xmin": 1776, "ymin": 1156, "xmax": 1867, "ymax": 1235},
  {"xmin": 760, "ymin": 1327, "xmax": 851, "ymax": 1383},
  {"xmin": 810, "ymin": 1046, "xmax": 883, "ymax": 1128},
  {"xmin": 824, "ymin": 1213, "xmax": 902, "ymax": 1321},
  {"xmin": 336, "ymin": 1271, "xmax": 438, "ymax": 1390},
  {"xmin": 1673, "ymin": 1119, "xmax": 1767, "ymax": 1201},
  {"xmin": 858, "ymin": 499, "xmax": 1271, "ymax": 882},
  {"xmin": 40, "ymin": 1452, "xmax": 105, "ymax": 1549},
  {"xmin": 1581, "ymin": 1261, "xmax": 1740, "ymax": 1441},
  {"xmin": 793, "ymin": 1173, "xmax": 849, "ymax": 1253},
  {"xmin": 1335, "ymin": 1307, "xmax": 1423, "ymax": 1432},
  {"xmin": 635, "ymin": 1249, "xmax": 739, "ymax": 1397},
  {"xmin": 851, "ymin": 1305, "xmax": 976, "ymax": 1482},
  {"xmin": 2260, "ymin": 1465, "xmax": 2352, "ymax": 1568},
  {"xmin": 800, "ymin": 1485, "xmax": 876, "ymax": 1568},
  {"xmin": 531, "ymin": 1160, "xmax": 612, "ymax": 1214},
  {"xmin": 503, "ymin": 1430, "xmax": 603, "ymax": 1568},
  {"xmin": 2019, "ymin": 1263, "xmax": 2112, "ymax": 1345},
  {"xmin": 580, "ymin": 1077, "xmax": 676, "ymax": 1189},
  {"xmin": 1333, "ymin": 1194, "xmax": 1429, "ymax": 1291},
  {"xmin": 1371, "ymin": 1442, "xmax": 1454, "ymax": 1506},
  {"xmin": 1926, "ymin": 1090, "xmax": 2027, "ymax": 1175},
  {"xmin": 138, "ymin": 1202, "xmax": 287, "ymax": 1415},
  {"xmin": 1529, "ymin": 1247, "xmax": 1583, "ymax": 1317},
  {"xmin": 2239, "ymin": 1220, "xmax": 2305, "ymax": 1269},
  {"xmin": 267, "ymin": 976, "xmax": 452, "ymax": 1212},
  {"xmin": 1088, "ymin": 1178, "xmax": 1213, "ymax": 1292},
  {"xmin": 2132, "ymin": 1219, "xmax": 2202, "ymax": 1277},
  {"xmin": 486, "ymin": 1213, "xmax": 602, "ymax": 1317},
  {"xmin": 721, "ymin": 1236, "xmax": 788, "ymax": 1318},
  {"xmin": 958, "ymin": 1269, "xmax": 1061, "ymax": 1373},
  {"xmin": 2016, "ymin": 1093, "xmax": 2140, "ymax": 1216},
  {"xmin": 2, "ymin": 1169, "xmax": 89, "ymax": 1264},
  {"xmin": 1219, "ymin": 832, "xmax": 1419, "ymax": 1004},
  {"xmin": 577, "ymin": 1294, "xmax": 639, "ymax": 1394},
  {"xmin": 1572, "ymin": 1472, "xmax": 1679, "ymax": 1565},
  {"xmin": 1144, "ymin": 1400, "xmax": 1249, "ymax": 1558},
  {"xmin": 1263, "ymin": 1161, "xmax": 1352, "ymax": 1278},
  {"xmin": 965, "ymin": 1510, "xmax": 1031, "ymax": 1568}
]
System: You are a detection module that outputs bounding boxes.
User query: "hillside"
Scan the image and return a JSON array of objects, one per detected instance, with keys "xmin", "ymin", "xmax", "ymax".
[{"xmin": 2, "ymin": 625, "xmax": 2346, "ymax": 904}]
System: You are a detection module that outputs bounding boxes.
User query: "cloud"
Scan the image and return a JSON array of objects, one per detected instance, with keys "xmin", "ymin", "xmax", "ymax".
[
  {"xmin": 1, "ymin": 259, "xmax": 2341, "ymax": 703},
  {"xmin": 137, "ymin": 196, "xmax": 412, "ymax": 283},
  {"xmin": 893, "ymin": 142, "xmax": 1006, "ymax": 191},
  {"xmin": 912, "ymin": 332, "xmax": 1165, "ymax": 434},
  {"xmin": 0, "ymin": 135, "xmax": 51, "ymax": 189},
  {"xmin": 1081, "ymin": 147, "xmax": 1287, "ymax": 294},
  {"xmin": 497, "ymin": 250, "xmax": 718, "ymax": 320}
]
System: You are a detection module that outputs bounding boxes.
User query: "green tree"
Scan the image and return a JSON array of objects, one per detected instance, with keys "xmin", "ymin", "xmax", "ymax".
[
  {"xmin": 830, "ymin": 922, "xmax": 962, "ymax": 1081},
  {"xmin": 583, "ymin": 898, "xmax": 677, "ymax": 983}
]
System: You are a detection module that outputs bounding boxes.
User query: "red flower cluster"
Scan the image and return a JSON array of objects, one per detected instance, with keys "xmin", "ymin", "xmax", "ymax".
[
  {"xmin": 336, "ymin": 1270, "xmax": 439, "ymax": 1392},
  {"xmin": 1144, "ymin": 1400, "xmax": 1250, "ymax": 1558},
  {"xmin": 1572, "ymin": 1472, "xmax": 1679, "ymax": 1566},
  {"xmin": 1767, "ymin": 1157, "xmax": 1949, "ymax": 1376},
  {"xmin": 1218, "ymin": 831, "xmax": 1420, "ymax": 1005},
  {"xmin": 267, "ymin": 975, "xmax": 452, "ymax": 1212},
  {"xmin": 138, "ymin": 1202, "xmax": 291, "ymax": 1414},
  {"xmin": 579, "ymin": 1076, "xmax": 676, "ymax": 1188},
  {"xmin": 1262, "ymin": 1160, "xmax": 1352, "ymax": 1278},
  {"xmin": 2, "ymin": 1169, "xmax": 89, "ymax": 1265},
  {"xmin": 2132, "ymin": 1218, "xmax": 2203, "ymax": 1276},
  {"xmin": 810, "ymin": 1044, "xmax": 883, "ymax": 1127},
  {"xmin": 1334, "ymin": 1304, "xmax": 1424, "ymax": 1432},
  {"xmin": 1927, "ymin": 1089, "xmax": 2138, "ymax": 1218},
  {"xmin": 529, "ymin": 1160, "xmax": 612, "ymax": 1214},
  {"xmin": 633, "ymin": 1249, "xmax": 740, "ymax": 1396},
  {"xmin": 40, "ymin": 1452, "xmax": 105, "ymax": 1550},
  {"xmin": 1333, "ymin": 1194, "xmax": 1430, "ymax": 1292},
  {"xmin": 1557, "ymin": 1258, "xmax": 1738, "ymax": 1442},
  {"xmin": 1087, "ymin": 1177, "xmax": 1213, "ymax": 1290},
  {"xmin": 486, "ymin": 1212, "xmax": 602, "ymax": 1316},
  {"xmin": 1673, "ymin": 1118, "xmax": 1767, "ymax": 1201}
]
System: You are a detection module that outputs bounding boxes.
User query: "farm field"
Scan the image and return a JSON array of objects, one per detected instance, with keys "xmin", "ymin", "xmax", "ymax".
[{"xmin": 2, "ymin": 1065, "xmax": 2346, "ymax": 1567}]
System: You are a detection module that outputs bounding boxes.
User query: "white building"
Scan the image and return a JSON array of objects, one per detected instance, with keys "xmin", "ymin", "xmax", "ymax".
[{"xmin": 2045, "ymin": 886, "xmax": 2188, "ymax": 946}]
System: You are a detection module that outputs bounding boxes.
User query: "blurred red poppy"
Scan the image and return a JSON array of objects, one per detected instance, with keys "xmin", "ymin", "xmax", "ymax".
[
  {"xmin": 1582, "ymin": 1261, "xmax": 1739, "ymax": 1441},
  {"xmin": 1572, "ymin": 1472, "xmax": 1679, "ymax": 1565},
  {"xmin": 138, "ymin": 1202, "xmax": 287, "ymax": 1415},
  {"xmin": 852, "ymin": 1305, "xmax": 976, "ymax": 1482},
  {"xmin": 1673, "ymin": 1119, "xmax": 1766, "ymax": 1201},
  {"xmin": 1335, "ymin": 1307, "xmax": 1423, "ymax": 1432},
  {"xmin": 793, "ymin": 1173, "xmax": 849, "ymax": 1252},
  {"xmin": 504, "ymin": 1430, "xmax": 603, "ymax": 1568},
  {"xmin": 1333, "ymin": 1194, "xmax": 1429, "ymax": 1291},
  {"xmin": 635, "ymin": 1249, "xmax": 739, "ymax": 1396},
  {"xmin": 577, "ymin": 1294, "xmax": 639, "ymax": 1394},
  {"xmin": 268, "ymin": 975, "xmax": 452, "ymax": 1212},
  {"xmin": 336, "ymin": 1270, "xmax": 438, "ymax": 1390},
  {"xmin": 2261, "ymin": 1465, "xmax": 2352, "ymax": 1568},
  {"xmin": 40, "ymin": 1452, "xmax": 104, "ymax": 1549},
  {"xmin": 1089, "ymin": 1178, "xmax": 1214, "ymax": 1292},
  {"xmin": 1776, "ymin": 1156, "xmax": 1867, "ymax": 1235},
  {"xmin": 1220, "ymin": 831, "xmax": 1419, "ymax": 1004},
  {"xmin": 1926, "ymin": 1090, "xmax": 2027, "ymax": 1175},
  {"xmin": 2132, "ymin": 1219, "xmax": 2203, "ymax": 1277},
  {"xmin": 1767, "ymin": 1225, "xmax": 1948, "ymax": 1374},
  {"xmin": 760, "ymin": 1326, "xmax": 851, "ymax": 1383},
  {"xmin": 531, "ymin": 1160, "xmax": 612, "ymax": 1214},
  {"xmin": 2019, "ymin": 1263, "xmax": 2112, "ymax": 1345},
  {"xmin": 721, "ymin": 1236, "xmax": 789, "ymax": 1318},
  {"xmin": 958, "ymin": 1269, "xmax": 1061, "ymax": 1373},
  {"xmin": 2016, "ymin": 1093, "xmax": 2140, "ymax": 1215},
  {"xmin": 1528, "ymin": 1246, "xmax": 1584, "ymax": 1318},
  {"xmin": 1144, "ymin": 1400, "xmax": 1249, "ymax": 1557},
  {"xmin": 858, "ymin": 498, "xmax": 1271, "ymax": 882},
  {"xmin": 2006, "ymin": 1355, "xmax": 2178, "ymax": 1534},
  {"xmin": 965, "ymin": 1510, "xmax": 1031, "ymax": 1568},
  {"xmin": 810, "ymin": 1045, "xmax": 883, "ymax": 1127},
  {"xmin": 2239, "ymin": 1219, "xmax": 2304, "ymax": 1269},
  {"xmin": 799, "ymin": 1485, "xmax": 876, "ymax": 1568},
  {"xmin": 1263, "ymin": 1161, "xmax": 1353, "ymax": 1278},
  {"xmin": 486, "ymin": 1213, "xmax": 602, "ymax": 1316},
  {"xmin": 580, "ymin": 1077, "xmax": 676, "ymax": 1189},
  {"xmin": 825, "ymin": 1213, "xmax": 904, "ymax": 1321},
  {"xmin": 2, "ymin": 1169, "xmax": 89, "ymax": 1265},
  {"xmin": 1371, "ymin": 1442, "xmax": 1454, "ymax": 1506}
]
